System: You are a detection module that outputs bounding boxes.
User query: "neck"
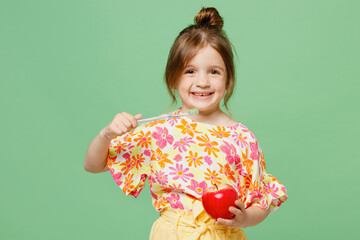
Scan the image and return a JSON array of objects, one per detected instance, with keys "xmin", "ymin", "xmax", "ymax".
[{"xmin": 180, "ymin": 107, "xmax": 227, "ymax": 125}]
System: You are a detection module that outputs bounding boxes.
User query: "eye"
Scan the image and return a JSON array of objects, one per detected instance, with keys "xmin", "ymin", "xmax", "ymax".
[
  {"xmin": 185, "ymin": 70, "xmax": 194, "ymax": 74},
  {"xmin": 210, "ymin": 70, "xmax": 220, "ymax": 75}
]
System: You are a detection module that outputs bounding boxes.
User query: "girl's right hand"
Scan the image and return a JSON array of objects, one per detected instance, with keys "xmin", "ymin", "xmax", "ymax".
[{"xmin": 101, "ymin": 112, "xmax": 142, "ymax": 140}]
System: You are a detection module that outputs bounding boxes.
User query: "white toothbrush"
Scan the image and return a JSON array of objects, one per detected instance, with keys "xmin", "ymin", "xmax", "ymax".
[{"xmin": 137, "ymin": 108, "xmax": 199, "ymax": 124}]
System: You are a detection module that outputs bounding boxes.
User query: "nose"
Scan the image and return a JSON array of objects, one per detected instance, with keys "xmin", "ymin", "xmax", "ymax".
[{"xmin": 196, "ymin": 73, "xmax": 210, "ymax": 88}]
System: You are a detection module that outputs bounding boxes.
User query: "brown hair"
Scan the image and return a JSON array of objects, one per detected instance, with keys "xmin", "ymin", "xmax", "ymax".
[{"xmin": 164, "ymin": 7, "xmax": 236, "ymax": 114}]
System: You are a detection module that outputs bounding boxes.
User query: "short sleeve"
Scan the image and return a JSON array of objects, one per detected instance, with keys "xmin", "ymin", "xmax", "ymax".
[
  {"xmin": 107, "ymin": 124, "xmax": 152, "ymax": 198},
  {"xmin": 241, "ymin": 137, "xmax": 288, "ymax": 213}
]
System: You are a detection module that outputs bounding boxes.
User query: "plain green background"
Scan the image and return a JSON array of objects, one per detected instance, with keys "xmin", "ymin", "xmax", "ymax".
[{"xmin": 1, "ymin": 0, "xmax": 359, "ymax": 239}]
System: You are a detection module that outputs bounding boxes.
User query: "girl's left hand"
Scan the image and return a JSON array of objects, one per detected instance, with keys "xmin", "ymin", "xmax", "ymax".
[{"xmin": 215, "ymin": 200, "xmax": 249, "ymax": 228}]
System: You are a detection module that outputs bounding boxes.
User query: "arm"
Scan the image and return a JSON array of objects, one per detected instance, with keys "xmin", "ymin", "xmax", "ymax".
[
  {"xmin": 216, "ymin": 200, "xmax": 270, "ymax": 228},
  {"xmin": 84, "ymin": 112, "xmax": 142, "ymax": 173},
  {"xmin": 83, "ymin": 128, "xmax": 112, "ymax": 173}
]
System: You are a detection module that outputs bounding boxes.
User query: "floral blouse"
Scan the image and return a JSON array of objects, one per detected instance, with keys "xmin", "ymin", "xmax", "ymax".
[{"xmin": 107, "ymin": 110, "xmax": 287, "ymax": 213}]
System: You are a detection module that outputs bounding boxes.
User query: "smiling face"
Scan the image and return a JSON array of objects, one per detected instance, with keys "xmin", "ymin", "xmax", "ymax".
[{"xmin": 176, "ymin": 45, "xmax": 227, "ymax": 115}]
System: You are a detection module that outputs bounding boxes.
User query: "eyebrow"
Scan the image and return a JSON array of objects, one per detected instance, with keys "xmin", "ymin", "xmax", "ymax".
[{"xmin": 185, "ymin": 64, "xmax": 225, "ymax": 72}]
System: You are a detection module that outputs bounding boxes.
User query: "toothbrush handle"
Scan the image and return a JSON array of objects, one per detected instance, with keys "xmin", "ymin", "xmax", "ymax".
[
  {"xmin": 137, "ymin": 114, "xmax": 168, "ymax": 123},
  {"xmin": 137, "ymin": 113, "xmax": 187, "ymax": 124}
]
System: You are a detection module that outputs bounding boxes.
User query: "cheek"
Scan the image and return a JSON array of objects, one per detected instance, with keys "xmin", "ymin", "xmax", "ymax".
[{"xmin": 215, "ymin": 81, "xmax": 227, "ymax": 94}]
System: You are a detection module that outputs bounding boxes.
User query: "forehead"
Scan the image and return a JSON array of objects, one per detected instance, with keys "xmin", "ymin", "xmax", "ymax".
[{"xmin": 185, "ymin": 45, "xmax": 225, "ymax": 68}]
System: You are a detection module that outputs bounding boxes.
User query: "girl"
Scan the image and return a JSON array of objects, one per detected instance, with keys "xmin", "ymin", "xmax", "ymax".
[{"xmin": 84, "ymin": 7, "xmax": 287, "ymax": 240}]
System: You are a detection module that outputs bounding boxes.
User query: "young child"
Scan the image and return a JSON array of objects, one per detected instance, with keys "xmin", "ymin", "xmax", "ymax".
[{"xmin": 84, "ymin": 7, "xmax": 287, "ymax": 240}]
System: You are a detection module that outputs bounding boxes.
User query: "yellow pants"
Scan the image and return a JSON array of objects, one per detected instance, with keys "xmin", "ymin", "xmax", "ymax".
[{"xmin": 149, "ymin": 201, "xmax": 247, "ymax": 240}]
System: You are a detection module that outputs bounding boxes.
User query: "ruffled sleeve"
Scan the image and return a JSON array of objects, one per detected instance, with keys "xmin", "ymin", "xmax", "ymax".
[
  {"xmin": 241, "ymin": 135, "xmax": 288, "ymax": 213},
  {"xmin": 107, "ymin": 124, "xmax": 152, "ymax": 198}
]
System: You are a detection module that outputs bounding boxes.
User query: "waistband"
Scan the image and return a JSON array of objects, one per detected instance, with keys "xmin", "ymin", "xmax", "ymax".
[{"xmin": 158, "ymin": 201, "xmax": 244, "ymax": 240}]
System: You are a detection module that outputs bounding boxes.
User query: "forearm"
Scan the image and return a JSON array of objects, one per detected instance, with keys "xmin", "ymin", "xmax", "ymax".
[
  {"xmin": 243, "ymin": 205, "xmax": 270, "ymax": 228},
  {"xmin": 84, "ymin": 128, "xmax": 112, "ymax": 173}
]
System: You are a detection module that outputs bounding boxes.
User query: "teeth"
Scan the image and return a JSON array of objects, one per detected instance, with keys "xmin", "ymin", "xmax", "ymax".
[{"xmin": 193, "ymin": 93, "xmax": 211, "ymax": 96}]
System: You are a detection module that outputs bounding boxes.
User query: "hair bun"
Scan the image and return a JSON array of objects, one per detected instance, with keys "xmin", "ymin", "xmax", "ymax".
[{"xmin": 194, "ymin": 7, "xmax": 224, "ymax": 29}]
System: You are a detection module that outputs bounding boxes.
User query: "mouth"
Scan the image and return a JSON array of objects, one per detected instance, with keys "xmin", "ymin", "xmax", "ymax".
[{"xmin": 191, "ymin": 92, "xmax": 214, "ymax": 96}]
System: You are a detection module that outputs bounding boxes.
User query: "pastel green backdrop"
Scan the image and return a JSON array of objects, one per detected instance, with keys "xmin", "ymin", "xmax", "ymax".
[{"xmin": 1, "ymin": 0, "xmax": 359, "ymax": 239}]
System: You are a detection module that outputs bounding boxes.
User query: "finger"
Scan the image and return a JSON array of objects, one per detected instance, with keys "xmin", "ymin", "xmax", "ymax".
[
  {"xmin": 122, "ymin": 112, "xmax": 139, "ymax": 128},
  {"xmin": 216, "ymin": 218, "xmax": 234, "ymax": 228},
  {"xmin": 134, "ymin": 113, "xmax": 142, "ymax": 120},
  {"xmin": 116, "ymin": 123, "xmax": 128, "ymax": 136},
  {"xmin": 235, "ymin": 200, "xmax": 245, "ymax": 211},
  {"xmin": 229, "ymin": 206, "xmax": 242, "ymax": 215},
  {"xmin": 120, "ymin": 117, "xmax": 133, "ymax": 130}
]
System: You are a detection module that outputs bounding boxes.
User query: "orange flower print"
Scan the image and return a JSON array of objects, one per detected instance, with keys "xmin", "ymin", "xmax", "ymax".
[
  {"xmin": 124, "ymin": 134, "xmax": 132, "ymax": 143},
  {"xmin": 153, "ymin": 198, "xmax": 168, "ymax": 210},
  {"xmin": 196, "ymin": 134, "xmax": 220, "ymax": 157},
  {"xmin": 144, "ymin": 119, "xmax": 166, "ymax": 128},
  {"xmin": 204, "ymin": 169, "xmax": 222, "ymax": 185},
  {"xmin": 131, "ymin": 153, "xmax": 145, "ymax": 170},
  {"xmin": 209, "ymin": 126, "xmax": 230, "ymax": 139},
  {"xmin": 244, "ymin": 174, "xmax": 252, "ymax": 190},
  {"xmin": 185, "ymin": 151, "xmax": 203, "ymax": 167},
  {"xmin": 107, "ymin": 155, "xmax": 117, "ymax": 168},
  {"xmin": 219, "ymin": 163, "xmax": 236, "ymax": 182},
  {"xmin": 114, "ymin": 141, "xmax": 128, "ymax": 154},
  {"xmin": 151, "ymin": 148, "xmax": 173, "ymax": 168},
  {"xmin": 120, "ymin": 159, "xmax": 133, "ymax": 175},
  {"xmin": 175, "ymin": 118, "xmax": 200, "ymax": 137},
  {"xmin": 133, "ymin": 130, "xmax": 151, "ymax": 148},
  {"xmin": 259, "ymin": 151, "xmax": 266, "ymax": 172},
  {"xmin": 123, "ymin": 173, "xmax": 134, "ymax": 194},
  {"xmin": 242, "ymin": 148, "xmax": 254, "ymax": 174}
]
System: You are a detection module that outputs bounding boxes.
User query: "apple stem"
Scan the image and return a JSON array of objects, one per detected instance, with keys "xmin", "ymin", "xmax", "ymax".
[{"xmin": 214, "ymin": 183, "xmax": 218, "ymax": 191}]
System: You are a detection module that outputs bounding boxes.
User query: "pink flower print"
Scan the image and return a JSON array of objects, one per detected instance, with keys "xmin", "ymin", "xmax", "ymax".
[
  {"xmin": 170, "ymin": 183, "xmax": 185, "ymax": 193},
  {"xmin": 144, "ymin": 149, "xmax": 151, "ymax": 157},
  {"xmin": 250, "ymin": 142, "xmax": 259, "ymax": 160},
  {"xmin": 187, "ymin": 179, "xmax": 207, "ymax": 196},
  {"xmin": 167, "ymin": 117, "xmax": 178, "ymax": 126},
  {"xmin": 281, "ymin": 186, "xmax": 287, "ymax": 195},
  {"xmin": 241, "ymin": 126, "xmax": 255, "ymax": 139},
  {"xmin": 204, "ymin": 156, "xmax": 212, "ymax": 165},
  {"xmin": 174, "ymin": 154, "xmax": 182, "ymax": 162},
  {"xmin": 166, "ymin": 194, "xmax": 184, "ymax": 210},
  {"xmin": 236, "ymin": 182, "xmax": 242, "ymax": 194},
  {"xmin": 264, "ymin": 183, "xmax": 279, "ymax": 198},
  {"xmin": 250, "ymin": 189, "xmax": 263, "ymax": 202},
  {"xmin": 220, "ymin": 141, "xmax": 240, "ymax": 165},
  {"xmin": 155, "ymin": 170, "xmax": 168, "ymax": 185},
  {"xmin": 232, "ymin": 132, "xmax": 248, "ymax": 148},
  {"xmin": 173, "ymin": 136, "xmax": 195, "ymax": 153},
  {"xmin": 258, "ymin": 200, "xmax": 268, "ymax": 210},
  {"xmin": 228, "ymin": 124, "xmax": 239, "ymax": 130},
  {"xmin": 236, "ymin": 164, "xmax": 247, "ymax": 177},
  {"xmin": 122, "ymin": 152, "xmax": 130, "ymax": 160},
  {"xmin": 169, "ymin": 163, "xmax": 194, "ymax": 182},
  {"xmin": 132, "ymin": 189, "xmax": 141, "ymax": 198},
  {"xmin": 150, "ymin": 190, "xmax": 158, "ymax": 200},
  {"xmin": 151, "ymin": 127, "xmax": 174, "ymax": 149},
  {"xmin": 112, "ymin": 172, "xmax": 123, "ymax": 186}
]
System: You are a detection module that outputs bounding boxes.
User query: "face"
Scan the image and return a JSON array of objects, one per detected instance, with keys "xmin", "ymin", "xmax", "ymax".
[{"xmin": 176, "ymin": 45, "xmax": 227, "ymax": 115}]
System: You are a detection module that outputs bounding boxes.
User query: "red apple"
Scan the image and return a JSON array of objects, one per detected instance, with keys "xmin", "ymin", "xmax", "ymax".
[{"xmin": 201, "ymin": 183, "xmax": 239, "ymax": 219}]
